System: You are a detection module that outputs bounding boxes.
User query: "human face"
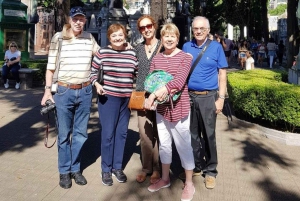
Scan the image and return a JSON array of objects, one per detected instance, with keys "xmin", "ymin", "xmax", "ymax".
[
  {"xmin": 139, "ymin": 18, "xmax": 155, "ymax": 39},
  {"xmin": 162, "ymin": 32, "xmax": 178, "ymax": 53},
  {"xmin": 109, "ymin": 29, "xmax": 126, "ymax": 49},
  {"xmin": 69, "ymin": 15, "xmax": 86, "ymax": 35},
  {"xmin": 192, "ymin": 19, "xmax": 210, "ymax": 42}
]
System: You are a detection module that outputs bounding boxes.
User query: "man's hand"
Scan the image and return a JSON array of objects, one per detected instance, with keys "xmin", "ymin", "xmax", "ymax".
[
  {"xmin": 41, "ymin": 91, "xmax": 54, "ymax": 106},
  {"xmin": 215, "ymin": 98, "xmax": 225, "ymax": 114}
]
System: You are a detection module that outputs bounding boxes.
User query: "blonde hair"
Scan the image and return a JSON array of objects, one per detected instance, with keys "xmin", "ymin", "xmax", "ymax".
[
  {"xmin": 160, "ymin": 23, "xmax": 180, "ymax": 39},
  {"xmin": 9, "ymin": 41, "xmax": 18, "ymax": 49}
]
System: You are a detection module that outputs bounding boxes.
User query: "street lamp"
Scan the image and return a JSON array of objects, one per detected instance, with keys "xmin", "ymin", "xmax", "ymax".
[{"xmin": 200, "ymin": 0, "xmax": 207, "ymax": 16}]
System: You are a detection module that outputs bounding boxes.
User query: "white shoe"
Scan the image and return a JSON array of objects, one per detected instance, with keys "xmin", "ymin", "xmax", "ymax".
[
  {"xmin": 4, "ymin": 80, "xmax": 9, "ymax": 89},
  {"xmin": 15, "ymin": 82, "xmax": 20, "ymax": 89}
]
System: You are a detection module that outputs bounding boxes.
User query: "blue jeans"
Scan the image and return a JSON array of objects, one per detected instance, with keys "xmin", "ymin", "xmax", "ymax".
[
  {"xmin": 98, "ymin": 94, "xmax": 130, "ymax": 173},
  {"xmin": 2, "ymin": 63, "xmax": 20, "ymax": 83},
  {"xmin": 54, "ymin": 84, "xmax": 92, "ymax": 174}
]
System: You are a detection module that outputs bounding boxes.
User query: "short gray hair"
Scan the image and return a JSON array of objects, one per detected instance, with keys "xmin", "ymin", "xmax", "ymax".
[{"xmin": 192, "ymin": 16, "xmax": 210, "ymax": 28}]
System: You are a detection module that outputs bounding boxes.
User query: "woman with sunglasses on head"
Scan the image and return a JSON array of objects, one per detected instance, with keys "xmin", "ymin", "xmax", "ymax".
[
  {"xmin": 2, "ymin": 42, "xmax": 21, "ymax": 89},
  {"xmin": 90, "ymin": 23, "xmax": 138, "ymax": 186},
  {"xmin": 134, "ymin": 15, "xmax": 162, "ymax": 184}
]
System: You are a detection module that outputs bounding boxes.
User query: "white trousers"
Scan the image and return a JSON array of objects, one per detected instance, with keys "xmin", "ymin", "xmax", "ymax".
[{"xmin": 156, "ymin": 112, "xmax": 195, "ymax": 170}]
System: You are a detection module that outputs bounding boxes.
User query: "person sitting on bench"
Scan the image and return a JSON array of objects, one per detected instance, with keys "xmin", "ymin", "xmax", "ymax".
[{"xmin": 2, "ymin": 41, "xmax": 21, "ymax": 89}]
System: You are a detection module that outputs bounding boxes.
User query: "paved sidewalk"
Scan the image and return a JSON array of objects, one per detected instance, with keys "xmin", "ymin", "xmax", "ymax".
[{"xmin": 0, "ymin": 86, "xmax": 300, "ymax": 201}]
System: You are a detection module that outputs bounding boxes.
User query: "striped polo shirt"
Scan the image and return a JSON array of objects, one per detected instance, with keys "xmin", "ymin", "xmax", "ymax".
[
  {"xmin": 90, "ymin": 47, "xmax": 138, "ymax": 98},
  {"xmin": 47, "ymin": 24, "xmax": 99, "ymax": 84},
  {"xmin": 150, "ymin": 50, "xmax": 192, "ymax": 122}
]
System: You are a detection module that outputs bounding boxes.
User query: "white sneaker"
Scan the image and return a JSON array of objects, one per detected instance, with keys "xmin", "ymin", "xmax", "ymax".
[
  {"xmin": 4, "ymin": 80, "xmax": 9, "ymax": 89},
  {"xmin": 15, "ymin": 82, "xmax": 20, "ymax": 89}
]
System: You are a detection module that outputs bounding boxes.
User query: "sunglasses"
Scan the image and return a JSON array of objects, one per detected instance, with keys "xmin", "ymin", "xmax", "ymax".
[
  {"xmin": 10, "ymin": 45, "xmax": 16, "ymax": 47},
  {"xmin": 70, "ymin": 7, "xmax": 86, "ymax": 16},
  {"xmin": 139, "ymin": 24, "xmax": 153, "ymax": 32}
]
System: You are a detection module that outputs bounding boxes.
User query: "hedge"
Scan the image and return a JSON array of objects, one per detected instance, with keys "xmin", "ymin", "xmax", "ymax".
[{"xmin": 227, "ymin": 69, "xmax": 300, "ymax": 133}]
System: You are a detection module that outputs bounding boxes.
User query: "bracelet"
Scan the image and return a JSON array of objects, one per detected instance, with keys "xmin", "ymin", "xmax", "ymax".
[
  {"xmin": 219, "ymin": 95, "xmax": 225, "ymax": 99},
  {"xmin": 45, "ymin": 86, "xmax": 51, "ymax": 90}
]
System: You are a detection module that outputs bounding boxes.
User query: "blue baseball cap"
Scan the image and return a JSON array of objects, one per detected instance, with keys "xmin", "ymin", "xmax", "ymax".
[{"xmin": 70, "ymin": 6, "xmax": 86, "ymax": 18}]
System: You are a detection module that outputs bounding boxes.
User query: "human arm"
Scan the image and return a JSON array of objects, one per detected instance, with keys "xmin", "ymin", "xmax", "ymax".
[
  {"xmin": 90, "ymin": 50, "xmax": 107, "ymax": 95},
  {"xmin": 41, "ymin": 69, "xmax": 55, "ymax": 105},
  {"xmin": 216, "ymin": 68, "xmax": 226, "ymax": 114}
]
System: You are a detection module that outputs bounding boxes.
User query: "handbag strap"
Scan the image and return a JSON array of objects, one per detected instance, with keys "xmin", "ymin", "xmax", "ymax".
[
  {"xmin": 53, "ymin": 32, "xmax": 63, "ymax": 83},
  {"xmin": 187, "ymin": 39, "xmax": 212, "ymax": 82}
]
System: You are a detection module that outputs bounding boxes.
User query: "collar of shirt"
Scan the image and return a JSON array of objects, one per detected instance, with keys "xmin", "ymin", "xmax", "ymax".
[{"xmin": 191, "ymin": 37, "xmax": 208, "ymax": 49}]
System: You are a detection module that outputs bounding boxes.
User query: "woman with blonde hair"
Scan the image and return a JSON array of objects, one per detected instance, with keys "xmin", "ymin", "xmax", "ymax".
[
  {"xmin": 2, "ymin": 42, "xmax": 21, "ymax": 89},
  {"xmin": 135, "ymin": 15, "xmax": 162, "ymax": 184},
  {"xmin": 144, "ymin": 23, "xmax": 195, "ymax": 201}
]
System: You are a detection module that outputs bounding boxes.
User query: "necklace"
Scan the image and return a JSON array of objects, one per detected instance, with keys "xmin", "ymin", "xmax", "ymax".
[{"xmin": 146, "ymin": 40, "xmax": 158, "ymax": 53}]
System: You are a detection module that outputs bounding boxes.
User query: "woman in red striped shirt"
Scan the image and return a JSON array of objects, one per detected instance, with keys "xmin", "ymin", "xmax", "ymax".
[{"xmin": 144, "ymin": 23, "xmax": 196, "ymax": 201}]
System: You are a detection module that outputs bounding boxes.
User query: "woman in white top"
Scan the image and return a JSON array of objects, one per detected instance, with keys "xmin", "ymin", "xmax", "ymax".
[
  {"xmin": 245, "ymin": 51, "xmax": 254, "ymax": 70},
  {"xmin": 2, "ymin": 42, "xmax": 21, "ymax": 89}
]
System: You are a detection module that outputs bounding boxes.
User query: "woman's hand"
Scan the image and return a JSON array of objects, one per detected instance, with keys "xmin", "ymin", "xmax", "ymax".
[
  {"xmin": 144, "ymin": 94, "xmax": 157, "ymax": 110},
  {"xmin": 95, "ymin": 82, "xmax": 106, "ymax": 95}
]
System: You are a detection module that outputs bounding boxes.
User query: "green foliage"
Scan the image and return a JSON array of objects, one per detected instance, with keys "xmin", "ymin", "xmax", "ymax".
[
  {"xmin": 269, "ymin": 4, "xmax": 287, "ymax": 16},
  {"xmin": 227, "ymin": 69, "xmax": 300, "ymax": 132}
]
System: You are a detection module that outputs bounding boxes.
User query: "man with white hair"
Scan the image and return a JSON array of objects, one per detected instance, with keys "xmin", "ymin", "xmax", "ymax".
[{"xmin": 182, "ymin": 16, "xmax": 228, "ymax": 189}]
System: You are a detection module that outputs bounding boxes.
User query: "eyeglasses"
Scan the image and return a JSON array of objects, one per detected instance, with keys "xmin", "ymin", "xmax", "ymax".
[
  {"xmin": 192, "ymin": 27, "xmax": 208, "ymax": 32},
  {"xmin": 71, "ymin": 17, "xmax": 86, "ymax": 23},
  {"xmin": 10, "ymin": 45, "xmax": 16, "ymax": 47},
  {"xmin": 70, "ymin": 6, "xmax": 86, "ymax": 16},
  {"xmin": 139, "ymin": 24, "xmax": 153, "ymax": 32}
]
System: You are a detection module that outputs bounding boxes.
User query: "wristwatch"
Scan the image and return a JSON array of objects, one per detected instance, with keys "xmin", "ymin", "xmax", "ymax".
[
  {"xmin": 45, "ymin": 86, "xmax": 51, "ymax": 89},
  {"xmin": 219, "ymin": 95, "xmax": 225, "ymax": 99}
]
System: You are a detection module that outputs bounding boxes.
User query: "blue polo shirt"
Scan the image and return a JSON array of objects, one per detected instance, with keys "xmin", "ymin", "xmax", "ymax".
[{"xmin": 182, "ymin": 39, "xmax": 228, "ymax": 91}]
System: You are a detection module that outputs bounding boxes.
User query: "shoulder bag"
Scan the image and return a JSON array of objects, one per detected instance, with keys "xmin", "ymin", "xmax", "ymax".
[
  {"xmin": 51, "ymin": 32, "xmax": 63, "ymax": 93},
  {"xmin": 128, "ymin": 41, "xmax": 163, "ymax": 111},
  {"xmin": 187, "ymin": 39, "xmax": 211, "ymax": 82}
]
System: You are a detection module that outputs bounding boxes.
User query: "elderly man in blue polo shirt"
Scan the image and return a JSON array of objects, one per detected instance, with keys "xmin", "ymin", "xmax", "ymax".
[{"xmin": 182, "ymin": 16, "xmax": 228, "ymax": 189}]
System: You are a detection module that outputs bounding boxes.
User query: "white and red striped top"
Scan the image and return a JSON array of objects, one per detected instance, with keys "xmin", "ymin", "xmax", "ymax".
[
  {"xmin": 90, "ymin": 47, "xmax": 138, "ymax": 97},
  {"xmin": 149, "ymin": 51, "xmax": 192, "ymax": 122}
]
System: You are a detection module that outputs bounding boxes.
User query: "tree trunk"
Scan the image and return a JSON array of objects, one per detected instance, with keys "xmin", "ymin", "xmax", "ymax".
[
  {"xmin": 260, "ymin": 0, "xmax": 269, "ymax": 42},
  {"xmin": 287, "ymin": 0, "xmax": 299, "ymax": 68}
]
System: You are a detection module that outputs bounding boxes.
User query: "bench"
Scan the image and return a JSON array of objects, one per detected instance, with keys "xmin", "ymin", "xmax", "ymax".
[{"xmin": 0, "ymin": 67, "xmax": 40, "ymax": 89}]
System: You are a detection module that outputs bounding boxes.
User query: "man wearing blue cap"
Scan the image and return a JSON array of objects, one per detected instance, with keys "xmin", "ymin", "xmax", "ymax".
[{"xmin": 41, "ymin": 6, "xmax": 100, "ymax": 189}]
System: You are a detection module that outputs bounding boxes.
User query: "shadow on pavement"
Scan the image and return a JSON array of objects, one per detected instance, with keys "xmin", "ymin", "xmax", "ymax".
[
  {"xmin": 0, "ymin": 89, "xmax": 46, "ymax": 154},
  {"xmin": 232, "ymin": 136, "xmax": 297, "ymax": 201}
]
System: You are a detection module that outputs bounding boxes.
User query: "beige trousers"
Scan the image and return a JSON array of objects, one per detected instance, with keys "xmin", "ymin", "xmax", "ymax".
[{"xmin": 137, "ymin": 110, "xmax": 160, "ymax": 174}]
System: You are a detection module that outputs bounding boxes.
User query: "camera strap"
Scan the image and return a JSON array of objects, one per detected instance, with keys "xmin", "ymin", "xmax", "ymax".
[{"xmin": 44, "ymin": 111, "xmax": 57, "ymax": 148}]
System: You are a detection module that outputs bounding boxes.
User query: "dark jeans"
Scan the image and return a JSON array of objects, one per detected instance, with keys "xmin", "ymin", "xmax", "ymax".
[
  {"xmin": 54, "ymin": 84, "xmax": 93, "ymax": 174},
  {"xmin": 2, "ymin": 63, "xmax": 21, "ymax": 83},
  {"xmin": 189, "ymin": 91, "xmax": 218, "ymax": 177},
  {"xmin": 98, "ymin": 94, "xmax": 130, "ymax": 173}
]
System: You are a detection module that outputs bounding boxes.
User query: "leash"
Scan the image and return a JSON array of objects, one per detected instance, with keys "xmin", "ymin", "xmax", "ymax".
[{"xmin": 44, "ymin": 111, "xmax": 57, "ymax": 148}]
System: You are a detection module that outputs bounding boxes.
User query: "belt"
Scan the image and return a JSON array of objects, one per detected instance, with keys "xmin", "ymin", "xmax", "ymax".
[
  {"xmin": 189, "ymin": 90, "xmax": 210, "ymax": 95},
  {"xmin": 58, "ymin": 81, "xmax": 91, "ymax": 89}
]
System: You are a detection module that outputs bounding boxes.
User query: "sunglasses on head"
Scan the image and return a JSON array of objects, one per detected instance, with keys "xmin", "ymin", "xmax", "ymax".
[
  {"xmin": 70, "ymin": 7, "xmax": 86, "ymax": 16},
  {"xmin": 139, "ymin": 24, "xmax": 153, "ymax": 32}
]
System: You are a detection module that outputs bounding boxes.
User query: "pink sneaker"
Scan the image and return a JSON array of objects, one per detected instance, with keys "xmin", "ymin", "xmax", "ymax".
[
  {"xmin": 181, "ymin": 183, "xmax": 195, "ymax": 201},
  {"xmin": 147, "ymin": 178, "xmax": 170, "ymax": 192}
]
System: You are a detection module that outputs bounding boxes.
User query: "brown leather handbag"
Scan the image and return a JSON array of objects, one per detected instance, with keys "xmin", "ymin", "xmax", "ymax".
[{"xmin": 128, "ymin": 91, "xmax": 146, "ymax": 111}]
